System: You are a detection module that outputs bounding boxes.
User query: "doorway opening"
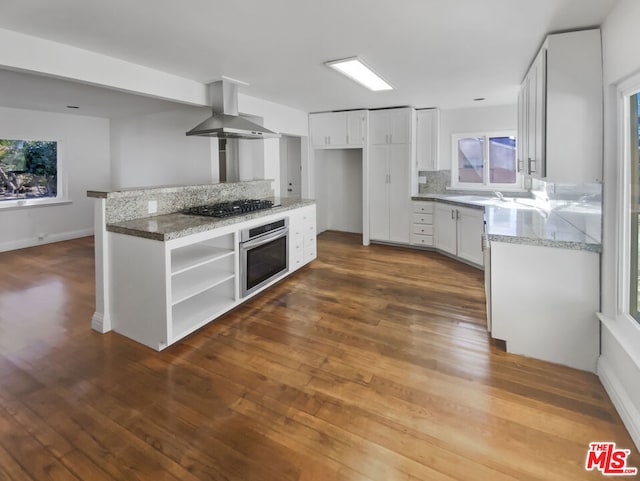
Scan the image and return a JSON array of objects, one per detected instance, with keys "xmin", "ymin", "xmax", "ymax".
[{"xmin": 279, "ymin": 135, "xmax": 302, "ymax": 198}]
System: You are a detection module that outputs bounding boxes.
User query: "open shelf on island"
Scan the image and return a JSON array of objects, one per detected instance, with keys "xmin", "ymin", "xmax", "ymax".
[
  {"xmin": 171, "ymin": 283, "xmax": 235, "ymax": 342},
  {"xmin": 172, "ymin": 269, "xmax": 235, "ymax": 305},
  {"xmin": 171, "ymin": 244, "xmax": 234, "ymax": 275}
]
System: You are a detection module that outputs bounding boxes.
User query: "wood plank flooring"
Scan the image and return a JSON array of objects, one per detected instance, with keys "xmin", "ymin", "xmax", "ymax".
[{"xmin": 0, "ymin": 231, "xmax": 637, "ymax": 481}]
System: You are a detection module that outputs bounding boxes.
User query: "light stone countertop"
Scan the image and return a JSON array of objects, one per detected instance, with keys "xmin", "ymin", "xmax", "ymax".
[
  {"xmin": 107, "ymin": 197, "xmax": 315, "ymax": 241},
  {"xmin": 412, "ymin": 193, "xmax": 601, "ymax": 252}
]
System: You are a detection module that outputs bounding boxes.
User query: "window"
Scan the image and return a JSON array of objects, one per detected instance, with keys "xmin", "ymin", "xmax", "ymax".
[
  {"xmin": 628, "ymin": 93, "xmax": 640, "ymax": 322},
  {"xmin": 0, "ymin": 139, "xmax": 59, "ymax": 205},
  {"xmin": 451, "ymin": 132, "xmax": 519, "ymax": 189}
]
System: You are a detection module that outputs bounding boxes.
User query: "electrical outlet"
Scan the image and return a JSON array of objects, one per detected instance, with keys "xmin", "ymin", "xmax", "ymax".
[{"xmin": 148, "ymin": 200, "xmax": 158, "ymax": 214}]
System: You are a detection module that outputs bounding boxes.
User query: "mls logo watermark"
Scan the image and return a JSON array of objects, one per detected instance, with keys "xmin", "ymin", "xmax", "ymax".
[{"xmin": 585, "ymin": 442, "xmax": 638, "ymax": 476}]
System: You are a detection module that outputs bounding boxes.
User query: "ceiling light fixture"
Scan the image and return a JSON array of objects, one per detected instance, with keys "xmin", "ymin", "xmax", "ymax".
[
  {"xmin": 66, "ymin": 105, "xmax": 79, "ymax": 109},
  {"xmin": 473, "ymin": 97, "xmax": 486, "ymax": 102},
  {"xmin": 325, "ymin": 57, "xmax": 394, "ymax": 91}
]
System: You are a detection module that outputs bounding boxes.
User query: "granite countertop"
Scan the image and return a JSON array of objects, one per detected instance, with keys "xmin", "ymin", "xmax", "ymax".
[
  {"xmin": 107, "ymin": 197, "xmax": 315, "ymax": 241},
  {"xmin": 412, "ymin": 193, "xmax": 601, "ymax": 252}
]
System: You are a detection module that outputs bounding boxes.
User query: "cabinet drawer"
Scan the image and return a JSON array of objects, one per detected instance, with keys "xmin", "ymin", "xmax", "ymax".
[
  {"xmin": 411, "ymin": 234, "xmax": 433, "ymax": 246},
  {"xmin": 304, "ymin": 247, "xmax": 317, "ymax": 262},
  {"xmin": 304, "ymin": 234, "xmax": 316, "ymax": 248},
  {"xmin": 412, "ymin": 224, "xmax": 433, "ymax": 236},
  {"xmin": 412, "ymin": 213, "xmax": 433, "ymax": 225},
  {"xmin": 290, "ymin": 236, "xmax": 303, "ymax": 253},
  {"xmin": 413, "ymin": 202, "xmax": 434, "ymax": 214},
  {"xmin": 304, "ymin": 223, "xmax": 316, "ymax": 235},
  {"xmin": 291, "ymin": 251, "xmax": 304, "ymax": 270}
]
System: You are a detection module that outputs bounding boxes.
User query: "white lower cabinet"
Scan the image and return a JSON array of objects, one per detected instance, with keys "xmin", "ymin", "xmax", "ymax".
[
  {"xmin": 434, "ymin": 204, "xmax": 484, "ymax": 266},
  {"xmin": 289, "ymin": 205, "xmax": 317, "ymax": 272},
  {"xmin": 109, "ymin": 205, "xmax": 316, "ymax": 350},
  {"xmin": 490, "ymin": 242, "xmax": 599, "ymax": 372}
]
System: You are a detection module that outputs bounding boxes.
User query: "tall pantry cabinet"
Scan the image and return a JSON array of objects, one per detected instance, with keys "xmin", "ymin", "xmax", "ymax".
[{"xmin": 368, "ymin": 108, "xmax": 414, "ymax": 244}]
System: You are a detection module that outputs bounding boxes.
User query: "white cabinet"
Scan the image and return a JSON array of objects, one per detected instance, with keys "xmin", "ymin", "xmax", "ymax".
[
  {"xmin": 370, "ymin": 108, "xmax": 412, "ymax": 145},
  {"xmin": 108, "ymin": 205, "xmax": 316, "ymax": 351},
  {"xmin": 434, "ymin": 204, "xmax": 457, "ymax": 256},
  {"xmin": 346, "ymin": 111, "xmax": 366, "ymax": 146},
  {"xmin": 411, "ymin": 202, "xmax": 434, "ymax": 246},
  {"xmin": 456, "ymin": 207, "xmax": 485, "ymax": 265},
  {"xmin": 309, "ymin": 110, "xmax": 367, "ymax": 148},
  {"xmin": 370, "ymin": 144, "xmax": 412, "ymax": 243},
  {"xmin": 289, "ymin": 204, "xmax": 317, "ymax": 272},
  {"xmin": 435, "ymin": 204, "xmax": 484, "ymax": 266},
  {"xmin": 517, "ymin": 29, "xmax": 603, "ymax": 183},
  {"xmin": 490, "ymin": 242, "xmax": 600, "ymax": 372},
  {"xmin": 415, "ymin": 109, "xmax": 439, "ymax": 171},
  {"xmin": 369, "ymin": 108, "xmax": 414, "ymax": 244},
  {"xmin": 519, "ymin": 47, "xmax": 546, "ymax": 177}
]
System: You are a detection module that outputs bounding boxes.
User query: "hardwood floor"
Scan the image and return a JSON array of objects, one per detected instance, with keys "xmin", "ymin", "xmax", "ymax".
[{"xmin": 0, "ymin": 231, "xmax": 637, "ymax": 481}]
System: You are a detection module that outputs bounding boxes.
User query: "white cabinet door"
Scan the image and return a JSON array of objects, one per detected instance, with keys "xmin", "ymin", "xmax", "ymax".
[
  {"xmin": 435, "ymin": 204, "xmax": 457, "ymax": 255},
  {"xmin": 310, "ymin": 113, "xmax": 333, "ymax": 147},
  {"xmin": 516, "ymin": 85, "xmax": 527, "ymax": 174},
  {"xmin": 456, "ymin": 206, "xmax": 484, "ymax": 266},
  {"xmin": 325, "ymin": 112, "xmax": 347, "ymax": 146},
  {"xmin": 346, "ymin": 111, "xmax": 366, "ymax": 146},
  {"xmin": 387, "ymin": 109, "xmax": 411, "ymax": 144},
  {"xmin": 416, "ymin": 109, "xmax": 439, "ymax": 171},
  {"xmin": 532, "ymin": 48, "xmax": 546, "ymax": 177},
  {"xmin": 369, "ymin": 111, "xmax": 389, "ymax": 145},
  {"xmin": 525, "ymin": 67, "xmax": 537, "ymax": 174},
  {"xmin": 369, "ymin": 145, "xmax": 389, "ymax": 241},
  {"xmin": 388, "ymin": 144, "xmax": 411, "ymax": 244}
]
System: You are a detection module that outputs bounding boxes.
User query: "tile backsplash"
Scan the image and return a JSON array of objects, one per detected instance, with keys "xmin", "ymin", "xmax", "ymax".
[{"xmin": 418, "ymin": 170, "xmax": 601, "ymax": 202}]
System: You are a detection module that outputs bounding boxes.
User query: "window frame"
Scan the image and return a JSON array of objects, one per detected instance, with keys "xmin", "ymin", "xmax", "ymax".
[
  {"xmin": 450, "ymin": 130, "xmax": 522, "ymax": 191},
  {"xmin": 0, "ymin": 137, "xmax": 67, "ymax": 210},
  {"xmin": 617, "ymin": 78, "xmax": 640, "ymax": 324}
]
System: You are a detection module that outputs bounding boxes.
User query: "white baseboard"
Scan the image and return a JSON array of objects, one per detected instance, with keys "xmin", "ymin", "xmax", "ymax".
[
  {"xmin": 91, "ymin": 311, "xmax": 105, "ymax": 332},
  {"xmin": 598, "ymin": 355, "xmax": 640, "ymax": 451},
  {"xmin": 0, "ymin": 228, "xmax": 94, "ymax": 253}
]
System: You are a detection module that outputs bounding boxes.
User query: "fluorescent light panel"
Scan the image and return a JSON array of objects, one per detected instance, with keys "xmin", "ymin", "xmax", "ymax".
[{"xmin": 325, "ymin": 57, "xmax": 393, "ymax": 91}]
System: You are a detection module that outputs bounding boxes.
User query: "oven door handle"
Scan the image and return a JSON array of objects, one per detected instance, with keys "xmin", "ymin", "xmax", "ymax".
[{"xmin": 240, "ymin": 228, "xmax": 288, "ymax": 250}]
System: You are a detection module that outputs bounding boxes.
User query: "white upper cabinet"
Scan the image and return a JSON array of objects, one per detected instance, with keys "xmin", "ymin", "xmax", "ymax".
[
  {"xmin": 309, "ymin": 110, "xmax": 367, "ymax": 148},
  {"xmin": 416, "ymin": 109, "xmax": 440, "ymax": 171},
  {"xmin": 370, "ymin": 108, "xmax": 413, "ymax": 145},
  {"xmin": 346, "ymin": 111, "xmax": 366, "ymax": 146},
  {"xmin": 518, "ymin": 29, "xmax": 603, "ymax": 183}
]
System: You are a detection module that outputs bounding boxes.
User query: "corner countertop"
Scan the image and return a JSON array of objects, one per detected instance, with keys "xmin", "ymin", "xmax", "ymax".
[
  {"xmin": 412, "ymin": 193, "xmax": 601, "ymax": 253},
  {"xmin": 107, "ymin": 197, "xmax": 315, "ymax": 241}
]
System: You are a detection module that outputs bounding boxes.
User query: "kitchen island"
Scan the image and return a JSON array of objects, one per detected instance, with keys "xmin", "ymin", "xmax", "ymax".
[
  {"xmin": 412, "ymin": 193, "xmax": 602, "ymax": 372},
  {"xmin": 88, "ymin": 181, "xmax": 316, "ymax": 350}
]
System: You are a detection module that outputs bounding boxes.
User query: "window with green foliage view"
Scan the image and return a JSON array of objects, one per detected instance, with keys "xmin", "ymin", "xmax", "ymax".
[{"xmin": 0, "ymin": 139, "xmax": 58, "ymax": 202}]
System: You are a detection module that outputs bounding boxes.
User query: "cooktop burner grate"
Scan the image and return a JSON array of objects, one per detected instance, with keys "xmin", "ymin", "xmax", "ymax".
[{"xmin": 184, "ymin": 199, "xmax": 274, "ymax": 218}]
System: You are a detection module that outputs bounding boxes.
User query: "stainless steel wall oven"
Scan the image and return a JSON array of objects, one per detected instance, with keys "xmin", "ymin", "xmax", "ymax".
[{"xmin": 240, "ymin": 218, "xmax": 289, "ymax": 297}]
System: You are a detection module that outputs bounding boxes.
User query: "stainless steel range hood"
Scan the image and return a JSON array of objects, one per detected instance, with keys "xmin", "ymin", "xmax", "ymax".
[{"xmin": 186, "ymin": 79, "xmax": 280, "ymax": 139}]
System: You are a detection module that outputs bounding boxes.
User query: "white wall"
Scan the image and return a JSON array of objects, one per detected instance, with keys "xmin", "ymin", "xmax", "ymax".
[
  {"xmin": 599, "ymin": 0, "xmax": 640, "ymax": 450},
  {"xmin": 314, "ymin": 149, "xmax": 363, "ymax": 234},
  {"xmin": 0, "ymin": 106, "xmax": 110, "ymax": 251},
  {"xmin": 110, "ymin": 106, "xmax": 216, "ymax": 189},
  {"xmin": 110, "ymin": 99, "xmax": 308, "ymax": 192},
  {"xmin": 239, "ymin": 95, "xmax": 308, "ymax": 197},
  {"xmin": 438, "ymin": 104, "xmax": 518, "ymax": 170}
]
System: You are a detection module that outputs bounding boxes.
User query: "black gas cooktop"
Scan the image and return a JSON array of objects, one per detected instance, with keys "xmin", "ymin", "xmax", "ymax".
[{"xmin": 184, "ymin": 199, "xmax": 274, "ymax": 218}]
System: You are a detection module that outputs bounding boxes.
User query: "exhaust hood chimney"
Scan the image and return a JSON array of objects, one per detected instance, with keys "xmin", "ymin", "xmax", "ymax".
[{"xmin": 186, "ymin": 78, "xmax": 280, "ymax": 140}]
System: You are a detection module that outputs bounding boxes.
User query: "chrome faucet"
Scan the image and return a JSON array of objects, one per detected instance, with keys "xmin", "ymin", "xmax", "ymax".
[{"xmin": 494, "ymin": 191, "xmax": 504, "ymax": 201}]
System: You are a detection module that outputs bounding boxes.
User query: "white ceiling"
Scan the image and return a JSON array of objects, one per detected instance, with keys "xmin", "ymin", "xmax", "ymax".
[{"xmin": 0, "ymin": 0, "xmax": 619, "ymax": 116}]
